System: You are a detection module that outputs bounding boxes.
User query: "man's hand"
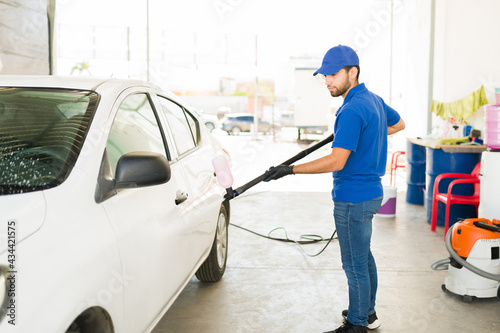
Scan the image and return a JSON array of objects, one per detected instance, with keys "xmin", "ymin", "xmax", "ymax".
[{"xmin": 263, "ymin": 165, "xmax": 294, "ymax": 182}]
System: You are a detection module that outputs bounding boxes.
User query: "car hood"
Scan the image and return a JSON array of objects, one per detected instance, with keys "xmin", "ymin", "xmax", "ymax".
[{"xmin": 0, "ymin": 191, "xmax": 46, "ymax": 254}]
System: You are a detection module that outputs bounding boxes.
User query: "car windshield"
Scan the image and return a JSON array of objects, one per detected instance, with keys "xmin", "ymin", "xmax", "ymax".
[{"xmin": 0, "ymin": 87, "xmax": 99, "ymax": 195}]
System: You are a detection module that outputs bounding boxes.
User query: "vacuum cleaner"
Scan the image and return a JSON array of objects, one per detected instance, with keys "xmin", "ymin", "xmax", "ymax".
[
  {"xmin": 432, "ymin": 218, "xmax": 500, "ymax": 303},
  {"xmin": 212, "ymin": 134, "xmax": 334, "ymax": 200}
]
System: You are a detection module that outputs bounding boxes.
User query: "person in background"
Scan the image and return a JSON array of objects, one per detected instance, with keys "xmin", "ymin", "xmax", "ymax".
[{"xmin": 263, "ymin": 44, "xmax": 405, "ymax": 333}]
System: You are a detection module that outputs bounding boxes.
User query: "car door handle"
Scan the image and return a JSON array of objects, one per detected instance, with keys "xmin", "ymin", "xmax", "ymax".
[{"xmin": 175, "ymin": 191, "xmax": 188, "ymax": 205}]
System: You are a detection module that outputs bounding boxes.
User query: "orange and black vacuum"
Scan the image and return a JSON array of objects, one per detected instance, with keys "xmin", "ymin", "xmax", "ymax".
[{"xmin": 432, "ymin": 218, "xmax": 500, "ymax": 303}]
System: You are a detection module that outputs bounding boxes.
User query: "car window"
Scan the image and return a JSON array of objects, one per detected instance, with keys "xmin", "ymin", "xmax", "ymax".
[
  {"xmin": 157, "ymin": 96, "xmax": 197, "ymax": 156},
  {"xmin": 0, "ymin": 87, "xmax": 98, "ymax": 195},
  {"xmin": 184, "ymin": 109, "xmax": 200, "ymax": 145},
  {"xmin": 106, "ymin": 93, "xmax": 167, "ymax": 176}
]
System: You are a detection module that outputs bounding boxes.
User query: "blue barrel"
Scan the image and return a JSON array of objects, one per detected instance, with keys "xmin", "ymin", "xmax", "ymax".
[
  {"xmin": 406, "ymin": 141, "xmax": 426, "ymax": 205},
  {"xmin": 425, "ymin": 148, "xmax": 481, "ymax": 226}
]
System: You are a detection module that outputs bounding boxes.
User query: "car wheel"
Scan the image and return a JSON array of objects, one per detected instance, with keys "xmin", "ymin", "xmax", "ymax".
[
  {"xmin": 231, "ymin": 126, "xmax": 242, "ymax": 135},
  {"xmin": 205, "ymin": 122, "xmax": 215, "ymax": 131},
  {"xmin": 195, "ymin": 205, "xmax": 229, "ymax": 282},
  {"xmin": 65, "ymin": 308, "xmax": 113, "ymax": 333},
  {"xmin": 66, "ymin": 322, "xmax": 83, "ymax": 333}
]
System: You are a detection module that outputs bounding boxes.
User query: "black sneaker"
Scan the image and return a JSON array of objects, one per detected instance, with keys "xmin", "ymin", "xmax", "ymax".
[
  {"xmin": 341, "ymin": 310, "xmax": 380, "ymax": 330},
  {"xmin": 323, "ymin": 320, "xmax": 367, "ymax": 333}
]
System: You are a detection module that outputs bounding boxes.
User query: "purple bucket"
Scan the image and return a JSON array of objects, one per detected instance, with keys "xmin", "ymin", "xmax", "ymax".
[{"xmin": 376, "ymin": 186, "xmax": 397, "ymax": 218}]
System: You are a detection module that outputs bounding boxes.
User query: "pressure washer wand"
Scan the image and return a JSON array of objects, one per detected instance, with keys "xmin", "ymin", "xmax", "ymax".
[{"xmin": 227, "ymin": 133, "xmax": 334, "ymax": 200}]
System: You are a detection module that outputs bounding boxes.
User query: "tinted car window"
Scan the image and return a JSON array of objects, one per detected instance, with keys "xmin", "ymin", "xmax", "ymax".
[
  {"xmin": 0, "ymin": 88, "xmax": 98, "ymax": 195},
  {"xmin": 158, "ymin": 97, "xmax": 196, "ymax": 156},
  {"xmin": 106, "ymin": 93, "xmax": 167, "ymax": 175}
]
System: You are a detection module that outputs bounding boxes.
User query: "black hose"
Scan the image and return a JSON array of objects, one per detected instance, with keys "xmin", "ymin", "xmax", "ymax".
[
  {"xmin": 229, "ymin": 222, "xmax": 338, "ymax": 257},
  {"xmin": 231, "ymin": 134, "xmax": 334, "ymax": 198}
]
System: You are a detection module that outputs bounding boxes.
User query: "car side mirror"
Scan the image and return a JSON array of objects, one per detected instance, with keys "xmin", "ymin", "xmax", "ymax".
[{"xmin": 115, "ymin": 152, "xmax": 171, "ymax": 189}]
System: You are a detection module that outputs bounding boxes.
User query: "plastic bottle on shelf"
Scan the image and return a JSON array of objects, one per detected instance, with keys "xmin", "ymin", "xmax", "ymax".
[{"xmin": 484, "ymin": 90, "xmax": 500, "ymax": 149}]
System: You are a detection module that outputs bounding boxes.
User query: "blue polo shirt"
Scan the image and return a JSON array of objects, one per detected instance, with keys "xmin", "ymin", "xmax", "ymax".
[{"xmin": 331, "ymin": 83, "xmax": 400, "ymax": 203}]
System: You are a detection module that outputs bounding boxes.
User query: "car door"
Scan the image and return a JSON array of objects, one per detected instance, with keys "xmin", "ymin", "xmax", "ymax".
[
  {"xmin": 99, "ymin": 90, "xmax": 194, "ymax": 333},
  {"xmin": 242, "ymin": 116, "xmax": 253, "ymax": 131},
  {"xmin": 155, "ymin": 96, "xmax": 221, "ymax": 263}
]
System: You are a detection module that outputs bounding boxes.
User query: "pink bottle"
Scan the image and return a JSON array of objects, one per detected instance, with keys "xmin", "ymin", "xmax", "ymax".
[{"xmin": 484, "ymin": 90, "xmax": 500, "ymax": 149}]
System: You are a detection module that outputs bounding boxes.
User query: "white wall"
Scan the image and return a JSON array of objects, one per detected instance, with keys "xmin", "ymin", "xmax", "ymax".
[
  {"xmin": 0, "ymin": 0, "xmax": 50, "ymax": 74},
  {"xmin": 391, "ymin": 0, "xmax": 433, "ymax": 140},
  {"xmin": 389, "ymin": 0, "xmax": 500, "ymax": 140},
  {"xmin": 432, "ymin": 0, "xmax": 500, "ymax": 136}
]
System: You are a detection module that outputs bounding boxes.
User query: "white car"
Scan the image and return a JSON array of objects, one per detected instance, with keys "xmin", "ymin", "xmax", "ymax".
[
  {"xmin": 0, "ymin": 76, "xmax": 231, "ymax": 333},
  {"xmin": 193, "ymin": 110, "xmax": 221, "ymax": 132}
]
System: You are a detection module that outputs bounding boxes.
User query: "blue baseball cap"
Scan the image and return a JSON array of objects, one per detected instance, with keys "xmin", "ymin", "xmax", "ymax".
[{"xmin": 313, "ymin": 45, "xmax": 359, "ymax": 76}]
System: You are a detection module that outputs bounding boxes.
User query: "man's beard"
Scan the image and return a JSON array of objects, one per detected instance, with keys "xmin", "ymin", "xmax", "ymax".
[{"xmin": 329, "ymin": 76, "xmax": 351, "ymax": 97}]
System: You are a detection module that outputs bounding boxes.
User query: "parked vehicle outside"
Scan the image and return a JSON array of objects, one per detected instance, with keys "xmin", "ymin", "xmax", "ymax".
[
  {"xmin": 293, "ymin": 68, "xmax": 333, "ymax": 138},
  {"xmin": 221, "ymin": 113, "xmax": 275, "ymax": 135},
  {"xmin": 0, "ymin": 76, "xmax": 231, "ymax": 333},
  {"xmin": 192, "ymin": 109, "xmax": 221, "ymax": 132}
]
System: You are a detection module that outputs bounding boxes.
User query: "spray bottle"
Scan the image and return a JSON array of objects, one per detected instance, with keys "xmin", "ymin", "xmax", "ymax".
[{"xmin": 212, "ymin": 154, "xmax": 234, "ymax": 200}]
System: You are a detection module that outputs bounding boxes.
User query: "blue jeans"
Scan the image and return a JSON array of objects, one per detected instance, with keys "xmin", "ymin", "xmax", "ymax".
[{"xmin": 333, "ymin": 196, "xmax": 383, "ymax": 327}]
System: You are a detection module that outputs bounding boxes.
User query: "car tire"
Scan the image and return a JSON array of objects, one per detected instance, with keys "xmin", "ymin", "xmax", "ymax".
[
  {"xmin": 231, "ymin": 126, "xmax": 242, "ymax": 135},
  {"xmin": 195, "ymin": 205, "xmax": 229, "ymax": 282},
  {"xmin": 65, "ymin": 307, "xmax": 113, "ymax": 333},
  {"xmin": 205, "ymin": 122, "xmax": 215, "ymax": 131}
]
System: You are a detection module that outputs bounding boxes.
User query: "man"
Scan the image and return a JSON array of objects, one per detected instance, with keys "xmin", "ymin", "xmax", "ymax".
[{"xmin": 263, "ymin": 45, "xmax": 405, "ymax": 333}]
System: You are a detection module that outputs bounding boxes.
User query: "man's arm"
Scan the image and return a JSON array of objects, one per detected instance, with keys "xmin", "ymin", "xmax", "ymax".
[
  {"xmin": 388, "ymin": 118, "xmax": 405, "ymax": 135},
  {"xmin": 263, "ymin": 147, "xmax": 351, "ymax": 181},
  {"xmin": 292, "ymin": 147, "xmax": 351, "ymax": 174}
]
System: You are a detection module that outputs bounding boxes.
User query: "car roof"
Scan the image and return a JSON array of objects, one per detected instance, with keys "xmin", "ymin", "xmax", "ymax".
[
  {"xmin": 0, "ymin": 75, "xmax": 156, "ymax": 89},
  {"xmin": 1, "ymin": 75, "xmax": 100, "ymax": 89},
  {"xmin": 0, "ymin": 75, "xmax": 184, "ymax": 104}
]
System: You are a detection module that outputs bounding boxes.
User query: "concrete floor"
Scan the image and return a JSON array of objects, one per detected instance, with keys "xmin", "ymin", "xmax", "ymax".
[{"xmin": 152, "ymin": 133, "xmax": 500, "ymax": 333}]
